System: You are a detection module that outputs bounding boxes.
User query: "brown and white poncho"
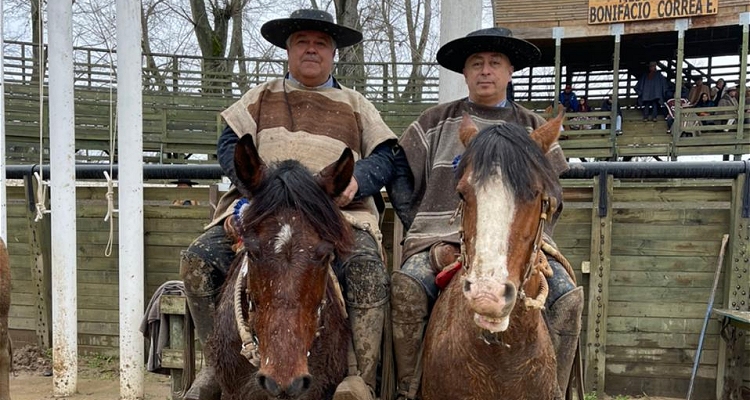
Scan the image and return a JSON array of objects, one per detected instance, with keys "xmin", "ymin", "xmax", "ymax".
[
  {"xmin": 213, "ymin": 78, "xmax": 397, "ymax": 238},
  {"xmin": 398, "ymin": 98, "xmax": 569, "ymax": 263}
]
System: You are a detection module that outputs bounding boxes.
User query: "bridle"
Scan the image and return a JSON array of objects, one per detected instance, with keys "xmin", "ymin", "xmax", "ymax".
[
  {"xmin": 451, "ymin": 192, "xmax": 557, "ymax": 307},
  {"xmin": 233, "ymin": 253, "xmax": 342, "ymax": 367}
]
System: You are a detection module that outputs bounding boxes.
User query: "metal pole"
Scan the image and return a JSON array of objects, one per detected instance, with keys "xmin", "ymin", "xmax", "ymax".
[
  {"xmin": 687, "ymin": 234, "xmax": 730, "ymax": 400},
  {"xmin": 48, "ymin": 0, "xmax": 78, "ymax": 395},
  {"xmin": 116, "ymin": 0, "xmax": 145, "ymax": 398},
  {"xmin": 0, "ymin": 0, "xmax": 7, "ymax": 241},
  {"xmin": 438, "ymin": 0, "xmax": 481, "ymax": 102}
]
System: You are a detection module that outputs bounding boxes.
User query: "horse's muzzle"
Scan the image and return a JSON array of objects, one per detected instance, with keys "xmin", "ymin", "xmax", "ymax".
[
  {"xmin": 462, "ymin": 278, "xmax": 517, "ymax": 332},
  {"xmin": 257, "ymin": 372, "xmax": 313, "ymax": 398}
]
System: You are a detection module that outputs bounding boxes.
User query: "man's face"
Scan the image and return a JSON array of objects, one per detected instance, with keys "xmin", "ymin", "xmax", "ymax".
[
  {"xmin": 287, "ymin": 30, "xmax": 336, "ymax": 87},
  {"xmin": 462, "ymin": 52, "xmax": 513, "ymax": 106}
]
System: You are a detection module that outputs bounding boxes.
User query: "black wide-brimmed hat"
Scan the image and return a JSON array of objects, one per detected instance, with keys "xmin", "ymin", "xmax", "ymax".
[
  {"xmin": 437, "ymin": 27, "xmax": 541, "ymax": 73},
  {"xmin": 261, "ymin": 9, "xmax": 363, "ymax": 49}
]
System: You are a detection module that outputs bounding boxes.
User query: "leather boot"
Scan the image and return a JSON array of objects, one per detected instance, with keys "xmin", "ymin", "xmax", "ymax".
[
  {"xmin": 333, "ymin": 301, "xmax": 386, "ymax": 400},
  {"xmin": 180, "ymin": 252, "xmax": 222, "ymax": 400},
  {"xmin": 391, "ymin": 272, "xmax": 429, "ymax": 400},
  {"xmin": 545, "ymin": 286, "xmax": 584, "ymax": 397}
]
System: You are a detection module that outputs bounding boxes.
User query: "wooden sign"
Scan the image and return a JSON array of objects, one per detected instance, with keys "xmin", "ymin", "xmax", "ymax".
[{"xmin": 588, "ymin": 0, "xmax": 718, "ymax": 24}]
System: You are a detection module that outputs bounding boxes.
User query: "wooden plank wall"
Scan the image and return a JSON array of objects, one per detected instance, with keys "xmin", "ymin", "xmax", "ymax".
[{"xmin": 4, "ymin": 177, "xmax": 746, "ymax": 397}]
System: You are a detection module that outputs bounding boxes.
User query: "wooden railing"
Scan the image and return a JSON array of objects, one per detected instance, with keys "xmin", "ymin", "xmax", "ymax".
[{"xmin": 4, "ymin": 40, "xmax": 749, "ymax": 161}]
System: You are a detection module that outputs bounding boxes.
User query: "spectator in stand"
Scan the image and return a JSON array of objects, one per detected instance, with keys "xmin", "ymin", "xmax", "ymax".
[
  {"xmin": 635, "ymin": 61, "xmax": 668, "ymax": 122},
  {"xmin": 711, "ymin": 78, "xmax": 726, "ymax": 104},
  {"xmin": 571, "ymin": 96, "xmax": 594, "ymax": 130},
  {"xmin": 559, "ymin": 84, "xmax": 580, "ymax": 112},
  {"xmin": 717, "ymin": 86, "xmax": 738, "ymax": 127},
  {"xmin": 577, "ymin": 96, "xmax": 592, "ymax": 112},
  {"xmin": 687, "ymin": 76, "xmax": 711, "ymax": 106},
  {"xmin": 600, "ymin": 95, "xmax": 622, "ymax": 135},
  {"xmin": 694, "ymin": 92, "xmax": 715, "ymax": 125}
]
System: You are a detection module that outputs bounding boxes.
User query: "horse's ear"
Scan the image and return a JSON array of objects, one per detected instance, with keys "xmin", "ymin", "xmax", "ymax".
[
  {"xmin": 234, "ymin": 134, "xmax": 266, "ymax": 195},
  {"xmin": 530, "ymin": 108, "xmax": 564, "ymax": 153},
  {"xmin": 458, "ymin": 112, "xmax": 479, "ymax": 147},
  {"xmin": 317, "ymin": 148, "xmax": 355, "ymax": 197}
]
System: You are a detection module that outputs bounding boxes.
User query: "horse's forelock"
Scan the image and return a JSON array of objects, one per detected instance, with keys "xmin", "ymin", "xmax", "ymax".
[
  {"xmin": 238, "ymin": 160, "xmax": 355, "ymax": 258},
  {"xmin": 457, "ymin": 123, "xmax": 561, "ymax": 202}
]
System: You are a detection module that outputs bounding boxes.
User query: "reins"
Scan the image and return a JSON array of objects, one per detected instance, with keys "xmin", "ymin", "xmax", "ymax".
[
  {"xmin": 232, "ymin": 252, "xmax": 346, "ymax": 367},
  {"xmin": 451, "ymin": 193, "xmax": 557, "ymax": 310}
]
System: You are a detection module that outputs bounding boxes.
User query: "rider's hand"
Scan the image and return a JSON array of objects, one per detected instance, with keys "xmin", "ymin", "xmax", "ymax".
[{"xmin": 335, "ymin": 176, "xmax": 358, "ymax": 207}]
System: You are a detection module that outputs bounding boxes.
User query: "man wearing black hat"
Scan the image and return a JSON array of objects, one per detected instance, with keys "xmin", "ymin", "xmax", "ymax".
[
  {"xmin": 179, "ymin": 9, "xmax": 400, "ymax": 400},
  {"xmin": 387, "ymin": 27, "xmax": 582, "ymax": 399}
]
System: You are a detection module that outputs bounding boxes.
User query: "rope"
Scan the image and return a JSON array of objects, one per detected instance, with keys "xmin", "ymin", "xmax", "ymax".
[
  {"xmin": 102, "ymin": 37, "xmax": 118, "ymax": 257},
  {"xmin": 34, "ymin": 5, "xmax": 48, "ymax": 223},
  {"xmin": 103, "ymin": 171, "xmax": 118, "ymax": 257},
  {"xmin": 32, "ymin": 172, "xmax": 49, "ymax": 222}
]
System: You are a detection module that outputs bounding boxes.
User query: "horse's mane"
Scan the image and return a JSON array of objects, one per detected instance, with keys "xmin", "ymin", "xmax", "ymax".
[
  {"xmin": 237, "ymin": 159, "xmax": 354, "ymax": 257},
  {"xmin": 456, "ymin": 123, "xmax": 562, "ymax": 202}
]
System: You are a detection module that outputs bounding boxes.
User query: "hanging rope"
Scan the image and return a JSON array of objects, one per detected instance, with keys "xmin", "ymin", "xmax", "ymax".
[
  {"xmin": 102, "ymin": 34, "xmax": 118, "ymax": 257},
  {"xmin": 32, "ymin": 172, "xmax": 50, "ymax": 222},
  {"xmin": 33, "ymin": 2, "xmax": 50, "ymax": 223},
  {"xmin": 103, "ymin": 171, "xmax": 118, "ymax": 257}
]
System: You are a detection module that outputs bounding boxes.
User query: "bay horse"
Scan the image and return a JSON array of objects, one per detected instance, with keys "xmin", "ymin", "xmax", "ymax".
[
  {"xmin": 0, "ymin": 238, "xmax": 10, "ymax": 400},
  {"xmin": 421, "ymin": 113, "xmax": 565, "ymax": 400},
  {"xmin": 206, "ymin": 134, "xmax": 355, "ymax": 400}
]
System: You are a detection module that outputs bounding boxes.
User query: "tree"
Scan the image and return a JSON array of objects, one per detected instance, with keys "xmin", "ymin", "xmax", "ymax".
[
  {"xmin": 183, "ymin": 0, "xmax": 249, "ymax": 93},
  {"xmin": 332, "ymin": 0, "xmax": 366, "ymax": 91}
]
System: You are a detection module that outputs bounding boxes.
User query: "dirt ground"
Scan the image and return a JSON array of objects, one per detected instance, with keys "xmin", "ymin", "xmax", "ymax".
[
  {"xmin": 6, "ymin": 345, "xmax": 683, "ymax": 400},
  {"xmin": 9, "ymin": 345, "xmax": 172, "ymax": 400}
]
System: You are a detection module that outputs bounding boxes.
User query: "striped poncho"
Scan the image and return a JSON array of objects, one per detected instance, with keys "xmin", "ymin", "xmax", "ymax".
[{"xmin": 398, "ymin": 98, "xmax": 569, "ymax": 263}]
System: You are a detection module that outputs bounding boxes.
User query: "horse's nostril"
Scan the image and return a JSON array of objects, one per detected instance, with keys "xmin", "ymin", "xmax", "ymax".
[
  {"xmin": 503, "ymin": 282, "xmax": 517, "ymax": 303},
  {"xmin": 257, "ymin": 373, "xmax": 281, "ymax": 397},
  {"xmin": 287, "ymin": 374, "xmax": 313, "ymax": 397},
  {"xmin": 463, "ymin": 279, "xmax": 472, "ymax": 294}
]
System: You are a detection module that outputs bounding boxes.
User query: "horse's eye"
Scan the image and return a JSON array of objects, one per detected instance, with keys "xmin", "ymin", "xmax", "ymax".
[
  {"xmin": 457, "ymin": 191, "xmax": 466, "ymax": 201},
  {"xmin": 313, "ymin": 242, "xmax": 335, "ymax": 265},
  {"xmin": 245, "ymin": 238, "xmax": 261, "ymax": 258}
]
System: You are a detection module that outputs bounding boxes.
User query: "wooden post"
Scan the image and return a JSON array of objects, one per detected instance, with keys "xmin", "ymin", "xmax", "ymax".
[
  {"xmin": 23, "ymin": 175, "xmax": 52, "ymax": 348},
  {"xmin": 585, "ymin": 174, "xmax": 613, "ymax": 397},
  {"xmin": 553, "ymin": 27, "xmax": 563, "ymax": 111},
  {"xmin": 716, "ymin": 173, "xmax": 750, "ymax": 399},
  {"xmin": 672, "ymin": 19, "xmax": 688, "ymax": 158},
  {"xmin": 734, "ymin": 14, "xmax": 748, "ymax": 160}
]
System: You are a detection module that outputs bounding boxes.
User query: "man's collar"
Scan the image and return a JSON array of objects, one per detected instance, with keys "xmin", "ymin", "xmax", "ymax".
[
  {"xmin": 467, "ymin": 98, "xmax": 509, "ymax": 108},
  {"xmin": 286, "ymin": 73, "xmax": 335, "ymax": 89}
]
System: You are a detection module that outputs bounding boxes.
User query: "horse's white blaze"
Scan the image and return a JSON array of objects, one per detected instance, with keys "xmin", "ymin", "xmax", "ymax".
[
  {"xmin": 471, "ymin": 170, "xmax": 515, "ymax": 281},
  {"xmin": 274, "ymin": 224, "xmax": 292, "ymax": 254}
]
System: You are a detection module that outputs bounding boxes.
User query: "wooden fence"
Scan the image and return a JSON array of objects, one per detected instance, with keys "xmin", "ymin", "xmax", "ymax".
[{"xmin": 5, "ymin": 168, "xmax": 750, "ymax": 398}]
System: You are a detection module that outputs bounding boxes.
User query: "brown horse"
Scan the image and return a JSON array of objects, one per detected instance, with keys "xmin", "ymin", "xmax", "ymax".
[
  {"xmin": 0, "ymin": 238, "xmax": 10, "ymax": 400},
  {"xmin": 421, "ymin": 114, "xmax": 565, "ymax": 400},
  {"xmin": 206, "ymin": 134, "xmax": 355, "ymax": 400}
]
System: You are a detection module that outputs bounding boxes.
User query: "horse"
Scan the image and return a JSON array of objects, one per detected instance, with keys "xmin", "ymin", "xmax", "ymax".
[
  {"xmin": 0, "ymin": 238, "xmax": 10, "ymax": 400},
  {"xmin": 420, "ymin": 113, "xmax": 565, "ymax": 400},
  {"xmin": 206, "ymin": 134, "xmax": 356, "ymax": 400}
]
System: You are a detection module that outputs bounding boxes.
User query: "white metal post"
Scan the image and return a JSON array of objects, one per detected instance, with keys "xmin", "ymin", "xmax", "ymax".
[
  {"xmin": 48, "ymin": 0, "xmax": 78, "ymax": 395},
  {"xmin": 438, "ymin": 0, "xmax": 482, "ymax": 102},
  {"xmin": 116, "ymin": 0, "xmax": 145, "ymax": 398},
  {"xmin": 0, "ymin": 0, "xmax": 7, "ymax": 241}
]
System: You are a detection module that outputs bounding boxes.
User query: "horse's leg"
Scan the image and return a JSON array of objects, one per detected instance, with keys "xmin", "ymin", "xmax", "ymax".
[{"xmin": 0, "ymin": 238, "xmax": 11, "ymax": 400}]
